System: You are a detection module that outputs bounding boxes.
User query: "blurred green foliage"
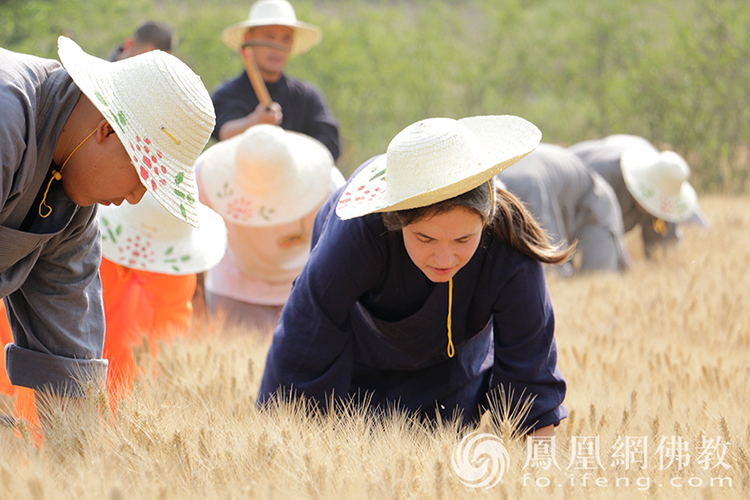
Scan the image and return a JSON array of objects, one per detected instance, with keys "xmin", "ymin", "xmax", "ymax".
[{"xmin": 1, "ymin": 0, "xmax": 748, "ymax": 190}]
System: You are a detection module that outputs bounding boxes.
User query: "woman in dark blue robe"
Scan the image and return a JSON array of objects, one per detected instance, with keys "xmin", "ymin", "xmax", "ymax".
[{"xmin": 258, "ymin": 115, "xmax": 571, "ymax": 434}]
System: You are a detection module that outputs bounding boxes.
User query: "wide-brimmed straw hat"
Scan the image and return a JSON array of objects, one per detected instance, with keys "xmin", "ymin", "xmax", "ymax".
[
  {"xmin": 222, "ymin": 0, "xmax": 322, "ymax": 55},
  {"xmin": 335, "ymin": 115, "xmax": 542, "ymax": 220},
  {"xmin": 57, "ymin": 36, "xmax": 215, "ymax": 227},
  {"xmin": 620, "ymin": 147, "xmax": 697, "ymax": 222},
  {"xmin": 198, "ymin": 124, "xmax": 335, "ymax": 227},
  {"xmin": 99, "ymin": 191, "xmax": 227, "ymax": 275}
]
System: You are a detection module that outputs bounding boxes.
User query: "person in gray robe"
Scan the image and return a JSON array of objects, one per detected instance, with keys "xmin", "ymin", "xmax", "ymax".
[
  {"xmin": 0, "ymin": 38, "xmax": 214, "ymax": 421},
  {"xmin": 569, "ymin": 135, "xmax": 707, "ymax": 259},
  {"xmin": 498, "ymin": 143, "xmax": 630, "ymax": 275}
]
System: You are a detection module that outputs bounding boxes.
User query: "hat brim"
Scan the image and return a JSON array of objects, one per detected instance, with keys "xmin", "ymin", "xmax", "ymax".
[
  {"xmin": 621, "ymin": 150, "xmax": 697, "ymax": 223},
  {"xmin": 222, "ymin": 20, "xmax": 322, "ymax": 55},
  {"xmin": 197, "ymin": 128, "xmax": 334, "ymax": 227},
  {"xmin": 335, "ymin": 115, "xmax": 541, "ymax": 220},
  {"xmin": 99, "ymin": 202, "xmax": 227, "ymax": 275},
  {"xmin": 57, "ymin": 37, "xmax": 215, "ymax": 227}
]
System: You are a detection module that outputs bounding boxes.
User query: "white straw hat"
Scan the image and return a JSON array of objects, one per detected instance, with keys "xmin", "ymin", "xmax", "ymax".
[
  {"xmin": 198, "ymin": 124, "xmax": 335, "ymax": 227},
  {"xmin": 335, "ymin": 115, "xmax": 542, "ymax": 220},
  {"xmin": 222, "ymin": 0, "xmax": 322, "ymax": 56},
  {"xmin": 99, "ymin": 191, "xmax": 227, "ymax": 275},
  {"xmin": 620, "ymin": 147, "xmax": 697, "ymax": 222},
  {"xmin": 57, "ymin": 36, "xmax": 215, "ymax": 227}
]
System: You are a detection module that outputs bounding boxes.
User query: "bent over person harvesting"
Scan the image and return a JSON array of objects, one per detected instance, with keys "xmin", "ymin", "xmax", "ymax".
[{"xmin": 259, "ymin": 115, "xmax": 571, "ymax": 435}]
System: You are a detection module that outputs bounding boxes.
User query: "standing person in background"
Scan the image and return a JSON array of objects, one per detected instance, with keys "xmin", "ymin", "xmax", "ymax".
[
  {"xmin": 108, "ymin": 21, "xmax": 177, "ymax": 61},
  {"xmin": 497, "ymin": 143, "xmax": 630, "ymax": 276},
  {"xmin": 570, "ymin": 135, "xmax": 707, "ymax": 259},
  {"xmin": 259, "ymin": 116, "xmax": 570, "ymax": 434},
  {"xmin": 212, "ymin": 0, "xmax": 340, "ymax": 161},
  {"xmin": 0, "ymin": 36, "xmax": 214, "ymax": 427},
  {"xmin": 196, "ymin": 124, "xmax": 344, "ymax": 332}
]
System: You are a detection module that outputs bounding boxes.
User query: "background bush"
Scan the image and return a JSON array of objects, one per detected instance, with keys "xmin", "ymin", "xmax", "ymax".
[{"xmin": 2, "ymin": 0, "xmax": 748, "ymax": 189}]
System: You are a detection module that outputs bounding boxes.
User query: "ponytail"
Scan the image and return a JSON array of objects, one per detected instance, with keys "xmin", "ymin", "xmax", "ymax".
[
  {"xmin": 491, "ymin": 186, "xmax": 574, "ymax": 264},
  {"xmin": 382, "ymin": 179, "xmax": 574, "ymax": 266}
]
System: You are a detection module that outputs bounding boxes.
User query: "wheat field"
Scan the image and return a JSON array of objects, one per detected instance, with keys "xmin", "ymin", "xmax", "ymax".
[{"xmin": 0, "ymin": 195, "xmax": 748, "ymax": 499}]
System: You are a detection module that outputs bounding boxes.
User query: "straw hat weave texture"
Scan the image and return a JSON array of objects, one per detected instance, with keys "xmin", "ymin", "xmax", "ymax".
[
  {"xmin": 222, "ymin": 0, "xmax": 322, "ymax": 55},
  {"xmin": 57, "ymin": 36, "xmax": 215, "ymax": 226},
  {"xmin": 335, "ymin": 115, "xmax": 542, "ymax": 220},
  {"xmin": 620, "ymin": 147, "xmax": 697, "ymax": 223},
  {"xmin": 99, "ymin": 191, "xmax": 227, "ymax": 275},
  {"xmin": 197, "ymin": 124, "xmax": 335, "ymax": 227}
]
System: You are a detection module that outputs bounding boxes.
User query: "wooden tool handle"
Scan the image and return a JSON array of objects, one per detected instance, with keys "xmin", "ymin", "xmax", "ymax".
[{"xmin": 241, "ymin": 47, "xmax": 272, "ymax": 108}]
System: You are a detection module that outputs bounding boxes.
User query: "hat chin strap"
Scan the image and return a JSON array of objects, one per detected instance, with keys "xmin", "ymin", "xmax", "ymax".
[
  {"xmin": 39, "ymin": 127, "xmax": 97, "ymax": 218},
  {"xmin": 652, "ymin": 216, "xmax": 667, "ymax": 236},
  {"xmin": 483, "ymin": 179, "xmax": 494, "ymax": 229},
  {"xmin": 446, "ymin": 278, "xmax": 455, "ymax": 358},
  {"xmin": 446, "ymin": 180, "xmax": 492, "ymax": 358}
]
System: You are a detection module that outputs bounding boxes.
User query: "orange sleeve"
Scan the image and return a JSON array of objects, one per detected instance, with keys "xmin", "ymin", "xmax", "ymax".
[
  {"xmin": 101, "ymin": 259, "xmax": 157, "ymax": 396},
  {"xmin": 1, "ymin": 301, "xmax": 40, "ymax": 434},
  {"xmin": 140, "ymin": 271, "xmax": 196, "ymax": 344},
  {"xmin": 8, "ymin": 260, "xmax": 197, "ymax": 424},
  {"xmin": 0, "ymin": 300, "xmax": 14, "ymax": 398}
]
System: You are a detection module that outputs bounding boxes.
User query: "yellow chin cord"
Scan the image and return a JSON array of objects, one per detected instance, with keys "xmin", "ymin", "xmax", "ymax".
[
  {"xmin": 482, "ymin": 179, "xmax": 494, "ymax": 230},
  {"xmin": 39, "ymin": 127, "xmax": 97, "ymax": 218},
  {"xmin": 446, "ymin": 278, "xmax": 455, "ymax": 358},
  {"xmin": 445, "ymin": 180, "xmax": 493, "ymax": 359},
  {"xmin": 652, "ymin": 216, "xmax": 667, "ymax": 236}
]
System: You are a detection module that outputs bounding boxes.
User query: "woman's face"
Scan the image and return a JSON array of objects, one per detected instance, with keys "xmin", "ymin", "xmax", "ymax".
[{"xmin": 401, "ymin": 206, "xmax": 483, "ymax": 283}]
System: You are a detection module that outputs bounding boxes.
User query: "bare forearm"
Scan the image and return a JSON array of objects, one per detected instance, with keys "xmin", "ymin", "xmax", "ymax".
[
  {"xmin": 217, "ymin": 102, "xmax": 283, "ymax": 141},
  {"xmin": 531, "ymin": 424, "xmax": 555, "ymax": 437},
  {"xmin": 218, "ymin": 115, "xmax": 256, "ymax": 141}
]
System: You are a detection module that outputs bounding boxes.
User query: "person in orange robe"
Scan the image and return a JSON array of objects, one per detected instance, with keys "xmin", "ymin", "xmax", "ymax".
[
  {"xmin": 0, "ymin": 301, "xmax": 12, "ymax": 398},
  {"xmin": 98, "ymin": 191, "xmax": 226, "ymax": 401},
  {"xmin": 98, "ymin": 259, "xmax": 197, "ymax": 397},
  {"xmin": 2, "ymin": 261, "xmax": 200, "ymax": 432},
  {"xmin": 5, "ymin": 191, "xmax": 226, "ymax": 431}
]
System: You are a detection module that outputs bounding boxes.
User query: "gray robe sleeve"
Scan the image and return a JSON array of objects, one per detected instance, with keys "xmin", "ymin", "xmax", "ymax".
[
  {"xmin": 1, "ymin": 48, "xmax": 107, "ymax": 396},
  {"xmin": 4, "ymin": 207, "xmax": 107, "ymax": 397}
]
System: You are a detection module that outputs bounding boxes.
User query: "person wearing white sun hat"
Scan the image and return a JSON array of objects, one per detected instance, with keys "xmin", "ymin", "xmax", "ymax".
[
  {"xmin": 0, "ymin": 36, "xmax": 214, "ymax": 420},
  {"xmin": 211, "ymin": 0, "xmax": 340, "ymax": 161},
  {"xmin": 7, "ymin": 193, "xmax": 227, "ymax": 426},
  {"xmin": 195, "ymin": 124, "xmax": 344, "ymax": 331},
  {"xmin": 570, "ymin": 135, "xmax": 709, "ymax": 259},
  {"xmin": 258, "ymin": 115, "xmax": 571, "ymax": 435},
  {"xmin": 97, "ymin": 192, "xmax": 226, "ymax": 398}
]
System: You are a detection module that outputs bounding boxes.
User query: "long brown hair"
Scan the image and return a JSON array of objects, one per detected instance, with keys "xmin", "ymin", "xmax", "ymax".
[{"xmin": 381, "ymin": 179, "xmax": 574, "ymax": 264}]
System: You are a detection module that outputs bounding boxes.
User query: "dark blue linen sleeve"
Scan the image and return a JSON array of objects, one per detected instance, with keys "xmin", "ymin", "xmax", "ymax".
[
  {"xmin": 489, "ymin": 255, "xmax": 567, "ymax": 430},
  {"xmin": 258, "ymin": 192, "xmax": 384, "ymax": 406},
  {"xmin": 298, "ymin": 82, "xmax": 340, "ymax": 162}
]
